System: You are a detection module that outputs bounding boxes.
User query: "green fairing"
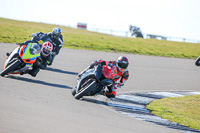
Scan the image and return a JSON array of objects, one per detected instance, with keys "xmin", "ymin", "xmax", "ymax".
[{"xmin": 22, "ymin": 43, "xmax": 40, "ymax": 59}]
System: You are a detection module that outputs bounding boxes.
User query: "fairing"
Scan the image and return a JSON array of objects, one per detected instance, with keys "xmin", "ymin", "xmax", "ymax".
[
  {"xmin": 3, "ymin": 43, "xmax": 40, "ymax": 75},
  {"xmin": 75, "ymin": 64, "xmax": 114, "ymax": 96},
  {"xmin": 19, "ymin": 43, "xmax": 40, "ymax": 64},
  {"xmin": 4, "ymin": 47, "xmax": 20, "ymax": 69}
]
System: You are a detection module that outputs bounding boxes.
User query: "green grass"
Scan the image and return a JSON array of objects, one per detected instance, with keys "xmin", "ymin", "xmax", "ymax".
[
  {"xmin": 146, "ymin": 95, "xmax": 200, "ymax": 130},
  {"xmin": 0, "ymin": 17, "xmax": 200, "ymax": 59}
]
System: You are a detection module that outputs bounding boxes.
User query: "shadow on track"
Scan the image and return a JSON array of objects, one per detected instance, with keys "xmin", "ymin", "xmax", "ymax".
[
  {"xmin": 45, "ymin": 67, "xmax": 78, "ymax": 75},
  {"xmin": 81, "ymin": 97, "xmax": 109, "ymax": 106},
  {"xmin": 6, "ymin": 75, "xmax": 72, "ymax": 89}
]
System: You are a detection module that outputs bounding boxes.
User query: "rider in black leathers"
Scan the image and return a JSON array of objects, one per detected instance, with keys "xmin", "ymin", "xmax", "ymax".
[{"xmin": 31, "ymin": 27, "xmax": 63, "ymax": 65}]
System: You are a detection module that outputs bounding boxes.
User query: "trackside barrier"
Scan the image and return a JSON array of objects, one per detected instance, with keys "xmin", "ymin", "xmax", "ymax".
[{"xmin": 67, "ymin": 25, "xmax": 200, "ymax": 43}]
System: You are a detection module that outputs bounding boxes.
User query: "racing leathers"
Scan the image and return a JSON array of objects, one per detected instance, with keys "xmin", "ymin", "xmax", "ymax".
[
  {"xmin": 29, "ymin": 53, "xmax": 52, "ymax": 77},
  {"xmin": 79, "ymin": 59, "xmax": 129, "ymax": 98},
  {"xmin": 31, "ymin": 32, "xmax": 63, "ymax": 65}
]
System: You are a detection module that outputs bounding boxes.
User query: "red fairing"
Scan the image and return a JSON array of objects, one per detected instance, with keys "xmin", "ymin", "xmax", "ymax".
[{"xmin": 102, "ymin": 66, "xmax": 113, "ymax": 79}]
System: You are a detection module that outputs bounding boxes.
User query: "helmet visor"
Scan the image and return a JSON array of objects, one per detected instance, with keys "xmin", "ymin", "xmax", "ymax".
[
  {"xmin": 118, "ymin": 62, "xmax": 129, "ymax": 69},
  {"xmin": 53, "ymin": 33, "xmax": 61, "ymax": 38},
  {"xmin": 43, "ymin": 48, "xmax": 51, "ymax": 55}
]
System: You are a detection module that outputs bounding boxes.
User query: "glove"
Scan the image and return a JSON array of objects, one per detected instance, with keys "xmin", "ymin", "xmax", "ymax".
[
  {"xmin": 94, "ymin": 60, "xmax": 101, "ymax": 65},
  {"xmin": 113, "ymin": 83, "xmax": 124, "ymax": 89},
  {"xmin": 47, "ymin": 60, "xmax": 51, "ymax": 65},
  {"xmin": 31, "ymin": 36, "xmax": 40, "ymax": 43}
]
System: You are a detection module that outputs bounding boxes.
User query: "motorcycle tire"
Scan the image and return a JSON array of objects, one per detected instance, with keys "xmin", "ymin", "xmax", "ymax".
[
  {"xmin": 0, "ymin": 60, "xmax": 21, "ymax": 77},
  {"xmin": 195, "ymin": 56, "xmax": 200, "ymax": 66},
  {"xmin": 75, "ymin": 80, "xmax": 97, "ymax": 100}
]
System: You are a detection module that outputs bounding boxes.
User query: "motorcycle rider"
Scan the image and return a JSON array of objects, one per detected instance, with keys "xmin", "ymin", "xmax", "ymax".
[
  {"xmin": 28, "ymin": 41, "xmax": 53, "ymax": 77},
  {"xmin": 78, "ymin": 56, "xmax": 129, "ymax": 98},
  {"xmin": 6, "ymin": 41, "xmax": 53, "ymax": 77},
  {"xmin": 31, "ymin": 27, "xmax": 63, "ymax": 65}
]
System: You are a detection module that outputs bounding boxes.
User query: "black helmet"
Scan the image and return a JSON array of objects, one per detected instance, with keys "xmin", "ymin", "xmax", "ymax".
[
  {"xmin": 116, "ymin": 56, "xmax": 129, "ymax": 72},
  {"xmin": 52, "ymin": 27, "xmax": 61, "ymax": 38}
]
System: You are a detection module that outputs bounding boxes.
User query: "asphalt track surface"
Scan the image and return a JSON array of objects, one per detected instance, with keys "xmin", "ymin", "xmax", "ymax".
[{"xmin": 0, "ymin": 43, "xmax": 200, "ymax": 133}]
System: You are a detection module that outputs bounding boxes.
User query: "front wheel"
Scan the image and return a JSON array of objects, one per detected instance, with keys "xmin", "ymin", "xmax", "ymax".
[
  {"xmin": 195, "ymin": 56, "xmax": 200, "ymax": 66},
  {"xmin": 71, "ymin": 86, "xmax": 77, "ymax": 96},
  {"xmin": 75, "ymin": 80, "xmax": 97, "ymax": 100},
  {"xmin": 0, "ymin": 60, "xmax": 21, "ymax": 76}
]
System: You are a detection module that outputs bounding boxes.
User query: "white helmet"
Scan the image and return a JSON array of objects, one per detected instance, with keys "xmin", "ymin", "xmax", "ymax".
[
  {"xmin": 41, "ymin": 41, "xmax": 53, "ymax": 57},
  {"xmin": 52, "ymin": 27, "xmax": 61, "ymax": 38}
]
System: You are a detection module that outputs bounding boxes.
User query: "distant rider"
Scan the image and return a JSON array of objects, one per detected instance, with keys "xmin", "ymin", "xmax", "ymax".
[
  {"xmin": 31, "ymin": 27, "xmax": 63, "ymax": 65},
  {"xmin": 78, "ymin": 56, "xmax": 129, "ymax": 98}
]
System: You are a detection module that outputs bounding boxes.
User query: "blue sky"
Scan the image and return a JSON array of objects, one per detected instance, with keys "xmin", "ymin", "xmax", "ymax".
[{"xmin": 0, "ymin": 0, "xmax": 200, "ymax": 41}]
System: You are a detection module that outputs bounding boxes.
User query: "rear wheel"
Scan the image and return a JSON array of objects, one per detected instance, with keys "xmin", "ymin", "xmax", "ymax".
[
  {"xmin": 75, "ymin": 80, "xmax": 97, "ymax": 100},
  {"xmin": 0, "ymin": 60, "xmax": 21, "ymax": 76}
]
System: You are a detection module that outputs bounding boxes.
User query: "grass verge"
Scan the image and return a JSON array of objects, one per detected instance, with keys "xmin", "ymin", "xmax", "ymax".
[
  {"xmin": 0, "ymin": 17, "xmax": 200, "ymax": 59},
  {"xmin": 146, "ymin": 95, "xmax": 200, "ymax": 130}
]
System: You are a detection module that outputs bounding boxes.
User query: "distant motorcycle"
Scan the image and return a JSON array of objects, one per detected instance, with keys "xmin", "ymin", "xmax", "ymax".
[
  {"xmin": 72, "ymin": 62, "xmax": 117, "ymax": 100},
  {"xmin": 195, "ymin": 56, "xmax": 200, "ymax": 66},
  {"xmin": 0, "ymin": 43, "xmax": 41, "ymax": 76},
  {"xmin": 129, "ymin": 25, "xmax": 144, "ymax": 38}
]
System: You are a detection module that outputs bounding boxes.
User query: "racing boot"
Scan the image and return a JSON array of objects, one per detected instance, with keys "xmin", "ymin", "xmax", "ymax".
[
  {"xmin": 20, "ymin": 70, "xmax": 29, "ymax": 75},
  {"xmin": 29, "ymin": 67, "xmax": 40, "ymax": 77},
  {"xmin": 105, "ymin": 86, "xmax": 116, "ymax": 98}
]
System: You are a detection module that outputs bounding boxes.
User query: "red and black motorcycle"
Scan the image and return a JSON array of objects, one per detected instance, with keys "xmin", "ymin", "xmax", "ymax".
[{"xmin": 72, "ymin": 62, "xmax": 117, "ymax": 100}]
